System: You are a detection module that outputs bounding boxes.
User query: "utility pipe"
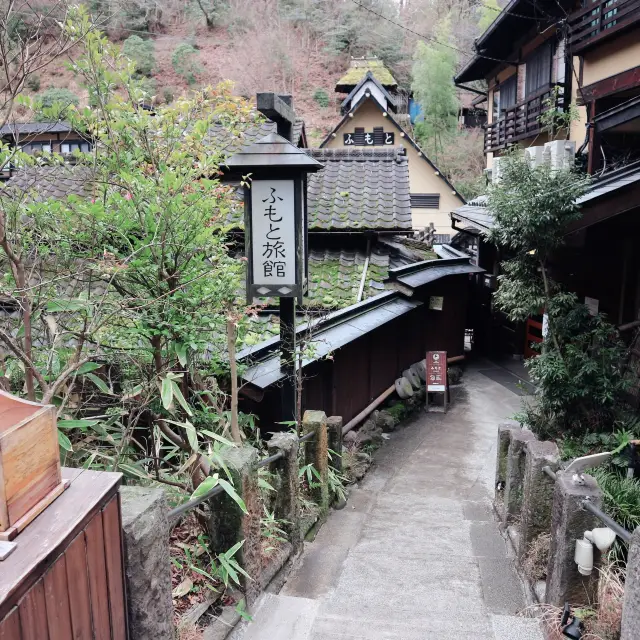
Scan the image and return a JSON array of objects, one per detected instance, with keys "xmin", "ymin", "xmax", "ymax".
[
  {"xmin": 447, "ymin": 355, "xmax": 465, "ymax": 364},
  {"xmin": 342, "ymin": 384, "xmax": 396, "ymax": 436}
]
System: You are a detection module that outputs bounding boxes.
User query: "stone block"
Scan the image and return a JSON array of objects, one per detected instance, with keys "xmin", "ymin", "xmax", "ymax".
[
  {"xmin": 327, "ymin": 416, "xmax": 343, "ymax": 472},
  {"xmin": 545, "ymin": 472, "xmax": 602, "ymax": 607},
  {"xmin": 303, "ymin": 410, "xmax": 329, "ymax": 515},
  {"xmin": 267, "ymin": 433, "xmax": 300, "ymax": 545},
  {"xmin": 504, "ymin": 428, "xmax": 535, "ymax": 525},
  {"xmin": 209, "ymin": 446, "xmax": 262, "ymax": 604},
  {"xmin": 375, "ymin": 410, "xmax": 396, "ymax": 432},
  {"xmin": 621, "ymin": 526, "xmax": 640, "ymax": 640},
  {"xmin": 520, "ymin": 440, "xmax": 560, "ymax": 561},
  {"xmin": 120, "ymin": 486, "xmax": 175, "ymax": 640},
  {"xmin": 495, "ymin": 421, "xmax": 520, "ymax": 503}
]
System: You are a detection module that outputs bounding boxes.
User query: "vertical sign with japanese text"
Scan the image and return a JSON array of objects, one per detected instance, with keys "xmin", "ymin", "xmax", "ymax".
[
  {"xmin": 426, "ymin": 351, "xmax": 447, "ymax": 392},
  {"xmin": 251, "ymin": 179, "xmax": 296, "ymax": 286}
]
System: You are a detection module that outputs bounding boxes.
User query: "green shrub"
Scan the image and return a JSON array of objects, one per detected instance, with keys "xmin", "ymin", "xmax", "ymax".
[
  {"xmin": 36, "ymin": 87, "xmax": 79, "ymax": 121},
  {"xmin": 313, "ymin": 88, "xmax": 329, "ymax": 108},
  {"xmin": 122, "ymin": 35, "xmax": 155, "ymax": 77},
  {"xmin": 171, "ymin": 43, "xmax": 201, "ymax": 85},
  {"xmin": 26, "ymin": 74, "xmax": 41, "ymax": 92},
  {"xmin": 139, "ymin": 77, "xmax": 157, "ymax": 99},
  {"xmin": 162, "ymin": 86, "xmax": 176, "ymax": 104}
]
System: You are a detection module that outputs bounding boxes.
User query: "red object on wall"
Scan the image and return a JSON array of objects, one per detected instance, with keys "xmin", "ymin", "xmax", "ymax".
[{"xmin": 426, "ymin": 351, "xmax": 447, "ymax": 392}]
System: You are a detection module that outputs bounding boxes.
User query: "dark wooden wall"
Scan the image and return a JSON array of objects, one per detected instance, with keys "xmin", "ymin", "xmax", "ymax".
[
  {"xmin": 242, "ymin": 273, "xmax": 470, "ymax": 432},
  {"xmin": 0, "ymin": 472, "xmax": 126, "ymax": 640}
]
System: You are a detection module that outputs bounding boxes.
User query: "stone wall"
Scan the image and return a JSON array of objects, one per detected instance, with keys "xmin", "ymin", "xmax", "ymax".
[{"xmin": 494, "ymin": 425, "xmax": 640, "ymax": 637}]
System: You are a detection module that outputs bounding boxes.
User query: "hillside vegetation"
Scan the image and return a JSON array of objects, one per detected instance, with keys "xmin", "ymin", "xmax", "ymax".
[{"xmin": 4, "ymin": 0, "xmax": 501, "ymax": 191}]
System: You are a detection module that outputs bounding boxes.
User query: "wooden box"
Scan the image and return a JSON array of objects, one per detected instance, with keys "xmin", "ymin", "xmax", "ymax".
[{"xmin": 0, "ymin": 391, "xmax": 64, "ymax": 539}]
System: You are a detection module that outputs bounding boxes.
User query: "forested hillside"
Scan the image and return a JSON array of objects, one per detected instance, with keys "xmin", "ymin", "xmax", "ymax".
[{"xmin": 4, "ymin": 0, "xmax": 503, "ymax": 194}]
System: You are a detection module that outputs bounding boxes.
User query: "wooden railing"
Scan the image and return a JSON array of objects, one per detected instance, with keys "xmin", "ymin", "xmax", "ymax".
[
  {"xmin": 568, "ymin": 0, "xmax": 640, "ymax": 53},
  {"xmin": 484, "ymin": 84, "xmax": 563, "ymax": 153}
]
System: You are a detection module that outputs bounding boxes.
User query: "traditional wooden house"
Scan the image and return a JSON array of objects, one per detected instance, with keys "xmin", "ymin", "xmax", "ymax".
[
  {"xmin": 453, "ymin": 0, "xmax": 640, "ymax": 361},
  {"xmin": 322, "ymin": 63, "xmax": 466, "ymax": 240},
  {"xmin": 0, "ymin": 122, "xmax": 92, "ymax": 180}
]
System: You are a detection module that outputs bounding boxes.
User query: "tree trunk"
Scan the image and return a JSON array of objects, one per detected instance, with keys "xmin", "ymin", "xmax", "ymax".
[{"xmin": 16, "ymin": 265, "xmax": 35, "ymax": 401}]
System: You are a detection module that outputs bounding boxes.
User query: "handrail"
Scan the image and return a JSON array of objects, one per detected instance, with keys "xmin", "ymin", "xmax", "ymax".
[
  {"xmin": 582, "ymin": 500, "xmax": 631, "ymax": 543},
  {"xmin": 168, "ymin": 430, "xmax": 316, "ymax": 520}
]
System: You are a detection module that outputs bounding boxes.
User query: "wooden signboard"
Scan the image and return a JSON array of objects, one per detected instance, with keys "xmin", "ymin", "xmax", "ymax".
[{"xmin": 426, "ymin": 351, "xmax": 448, "ymax": 412}]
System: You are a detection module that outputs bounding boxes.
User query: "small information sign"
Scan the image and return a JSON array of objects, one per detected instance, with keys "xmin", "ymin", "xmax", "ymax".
[{"xmin": 426, "ymin": 351, "xmax": 447, "ymax": 392}]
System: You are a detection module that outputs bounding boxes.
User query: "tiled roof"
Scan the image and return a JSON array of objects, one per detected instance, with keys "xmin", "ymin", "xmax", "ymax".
[
  {"xmin": 306, "ymin": 147, "xmax": 412, "ymax": 231},
  {"xmin": 0, "ymin": 122, "xmax": 75, "ymax": 136},
  {"xmin": 240, "ymin": 238, "xmax": 436, "ymax": 346},
  {"xmin": 208, "ymin": 117, "xmax": 306, "ymax": 158},
  {"xmin": 2, "ymin": 165, "xmax": 94, "ymax": 200}
]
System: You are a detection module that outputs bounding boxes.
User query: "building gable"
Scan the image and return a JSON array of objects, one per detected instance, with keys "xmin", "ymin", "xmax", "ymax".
[{"xmin": 320, "ymin": 95, "xmax": 465, "ymax": 236}]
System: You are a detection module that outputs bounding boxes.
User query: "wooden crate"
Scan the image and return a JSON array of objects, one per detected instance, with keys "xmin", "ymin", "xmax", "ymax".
[{"xmin": 0, "ymin": 391, "xmax": 64, "ymax": 539}]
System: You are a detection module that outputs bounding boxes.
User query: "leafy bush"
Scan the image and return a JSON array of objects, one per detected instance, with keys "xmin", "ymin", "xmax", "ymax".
[
  {"xmin": 26, "ymin": 74, "xmax": 41, "ymax": 92},
  {"xmin": 313, "ymin": 88, "xmax": 329, "ymax": 108},
  {"xmin": 162, "ymin": 86, "xmax": 176, "ymax": 104},
  {"xmin": 36, "ymin": 87, "xmax": 79, "ymax": 121},
  {"xmin": 122, "ymin": 35, "xmax": 155, "ymax": 77},
  {"xmin": 172, "ymin": 43, "xmax": 201, "ymax": 85},
  {"xmin": 488, "ymin": 152, "xmax": 631, "ymax": 439}
]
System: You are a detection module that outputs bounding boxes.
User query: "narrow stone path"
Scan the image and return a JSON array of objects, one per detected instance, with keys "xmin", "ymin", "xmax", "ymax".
[{"xmin": 230, "ymin": 363, "xmax": 544, "ymax": 640}]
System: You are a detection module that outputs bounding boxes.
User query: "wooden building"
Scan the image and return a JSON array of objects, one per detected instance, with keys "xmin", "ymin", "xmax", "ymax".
[
  {"xmin": 321, "ymin": 62, "xmax": 466, "ymax": 240},
  {"xmin": 0, "ymin": 122, "xmax": 92, "ymax": 180},
  {"xmin": 452, "ymin": 0, "xmax": 640, "ymax": 360}
]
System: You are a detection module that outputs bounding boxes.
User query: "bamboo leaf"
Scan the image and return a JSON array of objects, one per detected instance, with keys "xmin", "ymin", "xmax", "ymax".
[
  {"xmin": 86, "ymin": 373, "xmax": 112, "ymax": 394},
  {"xmin": 200, "ymin": 429, "xmax": 236, "ymax": 447},
  {"xmin": 161, "ymin": 377, "xmax": 174, "ymax": 411},
  {"xmin": 175, "ymin": 343, "xmax": 188, "ymax": 367},
  {"xmin": 170, "ymin": 380, "xmax": 193, "ymax": 416},
  {"xmin": 118, "ymin": 462, "xmax": 150, "ymax": 480},
  {"xmin": 218, "ymin": 478, "xmax": 247, "ymax": 513},
  {"xmin": 190, "ymin": 475, "xmax": 219, "ymax": 501},
  {"xmin": 78, "ymin": 362, "xmax": 101, "ymax": 374},
  {"xmin": 58, "ymin": 419, "xmax": 99, "ymax": 429},
  {"xmin": 57, "ymin": 429, "xmax": 73, "ymax": 451},
  {"xmin": 183, "ymin": 420, "xmax": 198, "ymax": 452}
]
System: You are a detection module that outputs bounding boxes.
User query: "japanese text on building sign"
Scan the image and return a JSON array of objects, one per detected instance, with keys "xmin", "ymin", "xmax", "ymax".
[
  {"xmin": 251, "ymin": 180, "xmax": 296, "ymax": 285},
  {"xmin": 343, "ymin": 129, "xmax": 394, "ymax": 146},
  {"xmin": 426, "ymin": 351, "xmax": 447, "ymax": 392}
]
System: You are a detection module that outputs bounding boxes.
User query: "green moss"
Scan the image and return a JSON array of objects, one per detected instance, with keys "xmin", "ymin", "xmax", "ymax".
[{"xmin": 336, "ymin": 59, "xmax": 397, "ymax": 88}]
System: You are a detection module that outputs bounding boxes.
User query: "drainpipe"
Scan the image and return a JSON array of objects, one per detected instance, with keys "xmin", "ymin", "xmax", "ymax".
[{"xmin": 356, "ymin": 236, "xmax": 372, "ymax": 302}]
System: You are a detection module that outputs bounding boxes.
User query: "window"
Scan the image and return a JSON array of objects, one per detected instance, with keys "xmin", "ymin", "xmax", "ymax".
[
  {"xmin": 525, "ymin": 41, "xmax": 553, "ymax": 96},
  {"xmin": 61, "ymin": 140, "xmax": 91, "ymax": 154},
  {"xmin": 410, "ymin": 194, "xmax": 440, "ymax": 208},
  {"xmin": 21, "ymin": 142, "xmax": 51, "ymax": 154},
  {"xmin": 500, "ymin": 75, "xmax": 517, "ymax": 110}
]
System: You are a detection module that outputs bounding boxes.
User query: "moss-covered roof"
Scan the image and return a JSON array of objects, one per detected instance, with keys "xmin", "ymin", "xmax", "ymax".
[
  {"xmin": 335, "ymin": 58, "xmax": 397, "ymax": 92},
  {"xmin": 239, "ymin": 239, "xmax": 437, "ymax": 348}
]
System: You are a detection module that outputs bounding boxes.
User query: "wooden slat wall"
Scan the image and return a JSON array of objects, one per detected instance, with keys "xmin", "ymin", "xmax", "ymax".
[{"xmin": 0, "ymin": 494, "xmax": 127, "ymax": 640}]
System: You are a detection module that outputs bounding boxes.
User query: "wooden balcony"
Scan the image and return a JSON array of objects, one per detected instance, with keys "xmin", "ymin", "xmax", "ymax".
[
  {"xmin": 484, "ymin": 84, "xmax": 563, "ymax": 154},
  {"xmin": 568, "ymin": 0, "xmax": 640, "ymax": 54}
]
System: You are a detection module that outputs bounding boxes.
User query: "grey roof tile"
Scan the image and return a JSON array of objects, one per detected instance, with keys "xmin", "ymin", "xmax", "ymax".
[
  {"xmin": 2, "ymin": 165, "xmax": 95, "ymax": 200},
  {"xmin": 305, "ymin": 147, "xmax": 412, "ymax": 231}
]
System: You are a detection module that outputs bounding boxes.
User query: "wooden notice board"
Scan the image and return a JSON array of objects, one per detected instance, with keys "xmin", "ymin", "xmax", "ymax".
[{"xmin": 426, "ymin": 351, "xmax": 448, "ymax": 412}]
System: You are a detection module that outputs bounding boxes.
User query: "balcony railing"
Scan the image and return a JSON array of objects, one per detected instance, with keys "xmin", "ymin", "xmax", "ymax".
[
  {"xmin": 568, "ymin": 0, "xmax": 640, "ymax": 53},
  {"xmin": 484, "ymin": 84, "xmax": 563, "ymax": 154}
]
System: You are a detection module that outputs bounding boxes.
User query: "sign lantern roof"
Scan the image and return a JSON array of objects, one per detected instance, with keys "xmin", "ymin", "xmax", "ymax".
[{"xmin": 225, "ymin": 133, "xmax": 324, "ymax": 172}]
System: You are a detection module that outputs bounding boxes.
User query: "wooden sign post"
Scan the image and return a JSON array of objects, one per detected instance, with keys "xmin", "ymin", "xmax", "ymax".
[{"xmin": 426, "ymin": 350, "xmax": 449, "ymax": 413}]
